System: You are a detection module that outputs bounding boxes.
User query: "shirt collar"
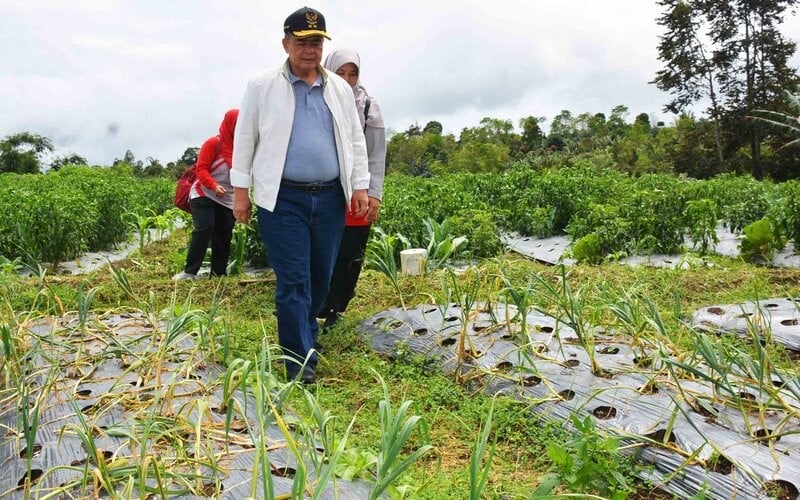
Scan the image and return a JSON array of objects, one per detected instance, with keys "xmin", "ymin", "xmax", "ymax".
[{"xmin": 287, "ymin": 65, "xmax": 324, "ymax": 87}]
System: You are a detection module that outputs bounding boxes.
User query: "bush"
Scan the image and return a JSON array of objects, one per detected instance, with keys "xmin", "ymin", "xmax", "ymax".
[
  {"xmin": 570, "ymin": 233, "xmax": 603, "ymax": 264},
  {"xmin": 447, "ymin": 209, "xmax": 503, "ymax": 258}
]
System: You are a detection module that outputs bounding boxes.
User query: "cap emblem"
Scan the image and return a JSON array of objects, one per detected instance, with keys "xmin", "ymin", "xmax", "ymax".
[{"xmin": 305, "ymin": 12, "xmax": 319, "ymax": 28}]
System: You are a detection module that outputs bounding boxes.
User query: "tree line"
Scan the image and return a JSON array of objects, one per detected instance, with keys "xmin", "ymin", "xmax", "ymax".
[{"xmin": 2, "ymin": 0, "xmax": 797, "ymax": 180}]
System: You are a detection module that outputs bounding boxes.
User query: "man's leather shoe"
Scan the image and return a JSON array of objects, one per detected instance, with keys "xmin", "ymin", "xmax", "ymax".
[
  {"xmin": 286, "ymin": 364, "xmax": 316, "ymax": 384},
  {"xmin": 299, "ymin": 366, "xmax": 316, "ymax": 384}
]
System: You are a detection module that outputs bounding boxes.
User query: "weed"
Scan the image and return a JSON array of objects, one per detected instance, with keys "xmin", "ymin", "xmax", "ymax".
[{"xmin": 546, "ymin": 414, "xmax": 636, "ymax": 498}]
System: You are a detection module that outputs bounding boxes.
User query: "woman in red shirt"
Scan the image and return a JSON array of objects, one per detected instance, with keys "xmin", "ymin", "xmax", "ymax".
[{"xmin": 176, "ymin": 109, "xmax": 239, "ymax": 279}]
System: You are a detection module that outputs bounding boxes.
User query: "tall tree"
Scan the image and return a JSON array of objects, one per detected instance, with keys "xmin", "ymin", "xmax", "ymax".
[
  {"xmin": 519, "ymin": 116, "xmax": 546, "ymax": 154},
  {"xmin": 653, "ymin": 0, "xmax": 799, "ymax": 178},
  {"xmin": 0, "ymin": 132, "xmax": 54, "ymax": 174},
  {"xmin": 652, "ymin": 0, "xmax": 726, "ymax": 165},
  {"xmin": 459, "ymin": 117, "xmax": 516, "ymax": 146},
  {"xmin": 422, "ymin": 121, "xmax": 443, "ymax": 135},
  {"xmin": 50, "ymin": 153, "xmax": 88, "ymax": 171}
]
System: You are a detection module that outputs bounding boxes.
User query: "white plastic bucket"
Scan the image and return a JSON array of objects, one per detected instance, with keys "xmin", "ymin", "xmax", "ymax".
[{"xmin": 400, "ymin": 248, "xmax": 427, "ymax": 275}]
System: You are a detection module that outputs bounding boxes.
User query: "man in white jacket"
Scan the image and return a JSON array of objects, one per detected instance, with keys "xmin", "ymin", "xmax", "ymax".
[{"xmin": 231, "ymin": 6, "xmax": 369, "ymax": 384}]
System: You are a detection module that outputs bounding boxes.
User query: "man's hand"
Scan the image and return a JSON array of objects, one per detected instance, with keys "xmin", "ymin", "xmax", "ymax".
[
  {"xmin": 232, "ymin": 187, "xmax": 252, "ymax": 224},
  {"xmin": 214, "ymin": 185, "xmax": 226, "ymax": 197},
  {"xmin": 351, "ymin": 189, "xmax": 368, "ymax": 218}
]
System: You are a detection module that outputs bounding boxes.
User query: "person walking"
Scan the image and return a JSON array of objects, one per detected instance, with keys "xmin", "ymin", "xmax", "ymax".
[
  {"xmin": 230, "ymin": 7, "xmax": 369, "ymax": 384},
  {"xmin": 318, "ymin": 49, "xmax": 386, "ymax": 330},
  {"xmin": 177, "ymin": 108, "xmax": 238, "ymax": 279}
]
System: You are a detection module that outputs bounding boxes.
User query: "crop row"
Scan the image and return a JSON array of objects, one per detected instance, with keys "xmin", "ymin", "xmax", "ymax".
[
  {"xmin": 0, "ymin": 165, "xmax": 173, "ymax": 265},
  {"xmin": 4, "ymin": 161, "xmax": 797, "ymax": 268},
  {"xmin": 378, "ymin": 160, "xmax": 800, "ymax": 262}
]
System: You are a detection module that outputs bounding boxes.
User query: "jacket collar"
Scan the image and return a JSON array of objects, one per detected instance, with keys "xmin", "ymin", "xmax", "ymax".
[{"xmin": 281, "ymin": 59, "xmax": 329, "ymax": 86}]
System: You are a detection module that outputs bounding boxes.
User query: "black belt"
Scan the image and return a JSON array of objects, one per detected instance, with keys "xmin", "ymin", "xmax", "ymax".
[{"xmin": 280, "ymin": 179, "xmax": 339, "ymax": 193}]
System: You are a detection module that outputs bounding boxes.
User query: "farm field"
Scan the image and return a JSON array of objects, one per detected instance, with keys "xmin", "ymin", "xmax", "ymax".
[
  {"xmin": 2, "ymin": 166, "xmax": 800, "ymax": 499},
  {"xmin": 3, "ymin": 1, "xmax": 800, "ymax": 496}
]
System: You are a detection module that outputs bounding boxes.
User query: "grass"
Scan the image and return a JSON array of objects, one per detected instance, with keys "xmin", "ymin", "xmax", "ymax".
[{"xmin": 2, "ymin": 227, "xmax": 800, "ymax": 498}]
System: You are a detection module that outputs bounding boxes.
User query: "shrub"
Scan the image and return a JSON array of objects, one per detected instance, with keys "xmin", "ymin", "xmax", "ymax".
[
  {"xmin": 570, "ymin": 233, "xmax": 603, "ymax": 264},
  {"xmin": 447, "ymin": 209, "xmax": 503, "ymax": 258},
  {"xmin": 739, "ymin": 218, "xmax": 786, "ymax": 265}
]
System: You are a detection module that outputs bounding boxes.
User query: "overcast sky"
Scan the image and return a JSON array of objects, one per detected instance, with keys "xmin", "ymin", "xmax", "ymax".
[{"xmin": 1, "ymin": 1, "xmax": 798, "ymax": 166}]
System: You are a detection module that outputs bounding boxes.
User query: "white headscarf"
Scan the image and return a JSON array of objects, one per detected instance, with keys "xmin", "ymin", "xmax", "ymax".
[{"xmin": 323, "ymin": 48, "xmax": 383, "ymax": 129}]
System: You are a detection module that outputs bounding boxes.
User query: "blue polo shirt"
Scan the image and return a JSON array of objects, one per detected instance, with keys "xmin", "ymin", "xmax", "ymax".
[{"xmin": 282, "ymin": 70, "xmax": 340, "ymax": 183}]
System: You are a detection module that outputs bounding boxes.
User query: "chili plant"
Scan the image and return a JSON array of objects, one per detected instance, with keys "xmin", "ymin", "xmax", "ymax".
[{"xmin": 685, "ymin": 198, "xmax": 719, "ymax": 255}]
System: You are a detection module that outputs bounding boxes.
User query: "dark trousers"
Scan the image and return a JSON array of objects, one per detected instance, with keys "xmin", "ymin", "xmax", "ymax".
[
  {"xmin": 256, "ymin": 183, "xmax": 345, "ymax": 369},
  {"xmin": 184, "ymin": 196, "xmax": 235, "ymax": 276},
  {"xmin": 321, "ymin": 225, "xmax": 371, "ymax": 317}
]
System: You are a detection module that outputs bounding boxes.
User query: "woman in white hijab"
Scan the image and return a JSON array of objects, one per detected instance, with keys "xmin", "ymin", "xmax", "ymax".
[{"xmin": 318, "ymin": 48, "xmax": 386, "ymax": 330}]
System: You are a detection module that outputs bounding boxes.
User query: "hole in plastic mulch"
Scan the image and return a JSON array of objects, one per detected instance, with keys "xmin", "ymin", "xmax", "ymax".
[
  {"xmin": 438, "ymin": 337, "xmax": 457, "ymax": 347},
  {"xmin": 644, "ymin": 428, "xmax": 677, "ymax": 445},
  {"xmin": 522, "ymin": 375, "xmax": 542, "ymax": 387},
  {"xmin": 763, "ymin": 480, "xmax": 799, "ymax": 499},
  {"xmin": 19, "ymin": 443, "xmax": 42, "ymax": 459},
  {"xmin": 16, "ymin": 469, "xmax": 43, "ymax": 489},
  {"xmin": 707, "ymin": 454, "xmax": 734, "ymax": 475},
  {"xmin": 558, "ymin": 389, "xmax": 576, "ymax": 401},
  {"xmin": 753, "ymin": 428, "xmax": 782, "ymax": 445},
  {"xmin": 200, "ymin": 482, "xmax": 223, "ymax": 496},
  {"xmin": 592, "ymin": 406, "xmax": 617, "ymax": 419},
  {"xmin": 495, "ymin": 361, "xmax": 513, "ymax": 372},
  {"xmin": 273, "ymin": 466, "xmax": 296, "ymax": 478}
]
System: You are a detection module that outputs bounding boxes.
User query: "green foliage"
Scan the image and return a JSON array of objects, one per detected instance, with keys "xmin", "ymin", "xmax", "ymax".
[
  {"xmin": 241, "ymin": 213, "xmax": 269, "ymax": 268},
  {"xmin": 749, "ymin": 85, "xmax": 800, "ymax": 151},
  {"xmin": 739, "ymin": 218, "xmax": 786, "ymax": 265},
  {"xmin": 656, "ymin": 1, "xmax": 799, "ymax": 179},
  {"xmin": 365, "ymin": 227, "xmax": 410, "ymax": 308},
  {"xmin": 0, "ymin": 166, "xmax": 173, "ymax": 264},
  {"xmin": 685, "ymin": 198, "xmax": 719, "ymax": 254},
  {"xmin": 423, "ymin": 218, "xmax": 468, "ymax": 271},
  {"xmin": 689, "ymin": 173, "xmax": 771, "ymax": 232},
  {"xmin": 0, "ymin": 132, "xmax": 53, "ymax": 174},
  {"xmin": 49, "ymin": 153, "xmax": 88, "ymax": 171},
  {"xmin": 444, "ymin": 141, "xmax": 510, "ymax": 174},
  {"xmin": 468, "ymin": 401, "xmax": 496, "ymax": 500},
  {"xmin": 334, "ymin": 448, "xmax": 378, "ymax": 481},
  {"xmin": 546, "ymin": 414, "xmax": 635, "ymax": 499},
  {"xmin": 386, "ymin": 129, "xmax": 457, "ymax": 176},
  {"xmin": 770, "ymin": 180, "xmax": 800, "ymax": 246},
  {"xmin": 567, "ymin": 203, "xmax": 630, "ymax": 258},
  {"xmin": 378, "ymin": 163, "xmax": 800, "ymax": 263},
  {"xmin": 370, "ymin": 370, "xmax": 434, "ymax": 499},
  {"xmin": 447, "ymin": 209, "xmax": 503, "ymax": 258},
  {"xmin": 571, "ymin": 233, "xmax": 603, "ymax": 264}
]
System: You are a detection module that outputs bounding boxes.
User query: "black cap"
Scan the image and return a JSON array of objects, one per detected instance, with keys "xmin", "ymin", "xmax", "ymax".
[{"xmin": 283, "ymin": 7, "xmax": 330, "ymax": 39}]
